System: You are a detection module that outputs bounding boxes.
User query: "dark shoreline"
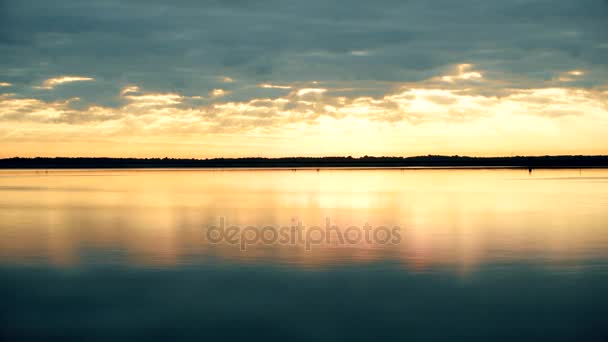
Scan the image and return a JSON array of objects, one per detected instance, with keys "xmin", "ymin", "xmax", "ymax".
[{"xmin": 1, "ymin": 155, "xmax": 608, "ymax": 169}]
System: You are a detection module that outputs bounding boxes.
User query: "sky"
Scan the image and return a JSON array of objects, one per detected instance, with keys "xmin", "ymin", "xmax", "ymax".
[{"xmin": 1, "ymin": 0, "xmax": 607, "ymax": 158}]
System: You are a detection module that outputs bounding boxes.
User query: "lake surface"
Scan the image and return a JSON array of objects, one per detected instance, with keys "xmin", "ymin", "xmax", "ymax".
[{"xmin": 1, "ymin": 168, "xmax": 607, "ymax": 341}]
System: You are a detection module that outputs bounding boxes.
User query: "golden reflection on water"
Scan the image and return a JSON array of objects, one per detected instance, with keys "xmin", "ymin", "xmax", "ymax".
[{"xmin": 1, "ymin": 168, "xmax": 608, "ymax": 271}]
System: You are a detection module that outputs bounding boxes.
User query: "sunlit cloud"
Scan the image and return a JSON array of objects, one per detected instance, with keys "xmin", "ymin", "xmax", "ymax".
[
  {"xmin": 210, "ymin": 89, "xmax": 228, "ymax": 97},
  {"xmin": 0, "ymin": 82, "xmax": 12, "ymax": 87},
  {"xmin": 35, "ymin": 76, "xmax": 95, "ymax": 90},
  {"xmin": 124, "ymin": 93, "xmax": 183, "ymax": 107},
  {"xmin": 120, "ymin": 86, "xmax": 183, "ymax": 107},
  {"xmin": 3, "ymin": 74, "xmax": 606, "ymax": 133},
  {"xmin": 440, "ymin": 64, "xmax": 483, "ymax": 83},
  {"xmin": 557, "ymin": 69, "xmax": 586, "ymax": 82},
  {"xmin": 259, "ymin": 83, "xmax": 292, "ymax": 89},
  {"xmin": 120, "ymin": 85, "xmax": 140, "ymax": 96},
  {"xmin": 296, "ymin": 88, "xmax": 327, "ymax": 96},
  {"xmin": 568, "ymin": 70, "xmax": 585, "ymax": 76}
]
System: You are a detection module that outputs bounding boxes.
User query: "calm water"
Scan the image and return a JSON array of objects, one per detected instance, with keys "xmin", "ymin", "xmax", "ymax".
[{"xmin": 1, "ymin": 168, "xmax": 607, "ymax": 341}]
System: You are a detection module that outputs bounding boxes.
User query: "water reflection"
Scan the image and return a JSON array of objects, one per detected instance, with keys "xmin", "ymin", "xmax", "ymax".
[
  {"xmin": 2, "ymin": 169, "xmax": 608, "ymax": 341},
  {"xmin": 1, "ymin": 168, "xmax": 607, "ymax": 270}
]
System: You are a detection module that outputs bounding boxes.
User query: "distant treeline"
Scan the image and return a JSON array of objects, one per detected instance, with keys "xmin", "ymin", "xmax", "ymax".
[{"xmin": 1, "ymin": 155, "xmax": 608, "ymax": 169}]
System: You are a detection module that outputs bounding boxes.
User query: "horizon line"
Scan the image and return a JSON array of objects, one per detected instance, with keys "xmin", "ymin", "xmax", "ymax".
[{"xmin": 2, "ymin": 155, "xmax": 608, "ymax": 170}]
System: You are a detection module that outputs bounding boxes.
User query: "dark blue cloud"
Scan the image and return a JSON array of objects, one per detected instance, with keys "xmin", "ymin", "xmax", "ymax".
[{"xmin": 1, "ymin": 0, "xmax": 607, "ymax": 106}]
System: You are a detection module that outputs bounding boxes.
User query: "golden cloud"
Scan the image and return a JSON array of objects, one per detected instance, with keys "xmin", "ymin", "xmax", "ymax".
[
  {"xmin": 35, "ymin": 76, "xmax": 95, "ymax": 90},
  {"xmin": 2, "ymin": 65, "xmax": 607, "ymax": 157}
]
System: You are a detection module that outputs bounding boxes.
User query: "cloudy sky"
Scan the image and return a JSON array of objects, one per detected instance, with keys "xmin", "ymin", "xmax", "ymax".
[{"xmin": 1, "ymin": 0, "xmax": 607, "ymax": 157}]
